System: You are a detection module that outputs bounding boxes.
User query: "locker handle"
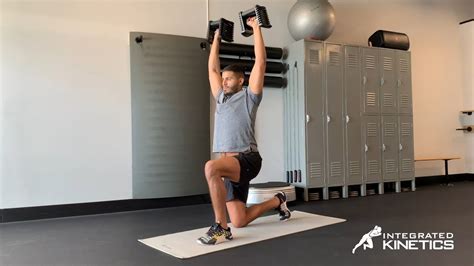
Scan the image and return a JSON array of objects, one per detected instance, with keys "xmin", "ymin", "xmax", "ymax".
[
  {"xmin": 327, "ymin": 115, "xmax": 331, "ymax": 123},
  {"xmin": 346, "ymin": 115, "xmax": 350, "ymax": 124},
  {"xmin": 381, "ymin": 77, "xmax": 385, "ymax": 86},
  {"xmin": 397, "ymin": 80, "xmax": 402, "ymax": 87},
  {"xmin": 399, "ymin": 144, "xmax": 403, "ymax": 151},
  {"xmin": 382, "ymin": 144, "xmax": 386, "ymax": 151},
  {"xmin": 365, "ymin": 144, "xmax": 368, "ymax": 152},
  {"xmin": 306, "ymin": 114, "xmax": 310, "ymax": 123},
  {"xmin": 363, "ymin": 76, "xmax": 367, "ymax": 85}
]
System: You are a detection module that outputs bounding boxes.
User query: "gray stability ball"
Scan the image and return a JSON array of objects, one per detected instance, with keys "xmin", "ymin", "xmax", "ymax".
[{"xmin": 287, "ymin": 0, "xmax": 336, "ymax": 41}]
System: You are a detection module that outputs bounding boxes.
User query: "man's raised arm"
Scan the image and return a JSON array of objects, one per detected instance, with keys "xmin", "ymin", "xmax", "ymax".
[
  {"xmin": 248, "ymin": 17, "xmax": 266, "ymax": 95},
  {"xmin": 208, "ymin": 31, "xmax": 222, "ymax": 99}
]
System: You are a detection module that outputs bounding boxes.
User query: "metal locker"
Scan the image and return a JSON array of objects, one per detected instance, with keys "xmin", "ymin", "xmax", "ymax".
[
  {"xmin": 380, "ymin": 49, "xmax": 398, "ymax": 114},
  {"xmin": 344, "ymin": 46, "xmax": 363, "ymax": 185},
  {"xmin": 363, "ymin": 115, "xmax": 382, "ymax": 183},
  {"xmin": 381, "ymin": 115, "xmax": 399, "ymax": 181},
  {"xmin": 283, "ymin": 40, "xmax": 414, "ymax": 201},
  {"xmin": 325, "ymin": 43, "xmax": 345, "ymax": 186},
  {"xmin": 305, "ymin": 41, "xmax": 325, "ymax": 188},
  {"xmin": 399, "ymin": 116, "xmax": 415, "ymax": 180},
  {"xmin": 397, "ymin": 51, "xmax": 412, "ymax": 114},
  {"xmin": 362, "ymin": 48, "xmax": 380, "ymax": 114}
]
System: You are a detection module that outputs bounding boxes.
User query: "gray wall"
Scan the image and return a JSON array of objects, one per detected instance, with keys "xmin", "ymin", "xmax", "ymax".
[{"xmin": 1, "ymin": 0, "xmax": 472, "ymax": 208}]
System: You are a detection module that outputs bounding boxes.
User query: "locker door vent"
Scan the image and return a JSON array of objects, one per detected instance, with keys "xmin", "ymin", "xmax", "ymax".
[
  {"xmin": 402, "ymin": 159, "xmax": 413, "ymax": 172},
  {"xmin": 347, "ymin": 54, "xmax": 358, "ymax": 68},
  {"xmin": 366, "ymin": 92, "xmax": 376, "ymax": 106},
  {"xmin": 383, "ymin": 57, "xmax": 393, "ymax": 71},
  {"xmin": 401, "ymin": 123, "xmax": 412, "ymax": 136},
  {"xmin": 399, "ymin": 58, "xmax": 409, "ymax": 72},
  {"xmin": 385, "ymin": 159, "xmax": 397, "ymax": 173},
  {"xmin": 400, "ymin": 94, "xmax": 410, "ymax": 108},
  {"xmin": 368, "ymin": 160, "xmax": 380, "ymax": 175},
  {"xmin": 309, "ymin": 49, "xmax": 320, "ymax": 65},
  {"xmin": 365, "ymin": 55, "xmax": 376, "ymax": 69},
  {"xmin": 310, "ymin": 162, "xmax": 322, "ymax": 178},
  {"xmin": 383, "ymin": 93, "xmax": 394, "ymax": 107},
  {"xmin": 384, "ymin": 122, "xmax": 396, "ymax": 136},
  {"xmin": 330, "ymin": 161, "xmax": 343, "ymax": 177},
  {"xmin": 367, "ymin": 123, "xmax": 378, "ymax": 137},
  {"xmin": 349, "ymin": 161, "xmax": 361, "ymax": 176},
  {"xmin": 329, "ymin": 51, "xmax": 341, "ymax": 66}
]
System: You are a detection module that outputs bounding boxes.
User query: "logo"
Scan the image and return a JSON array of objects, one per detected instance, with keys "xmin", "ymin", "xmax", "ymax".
[
  {"xmin": 352, "ymin": 225, "xmax": 382, "ymax": 254},
  {"xmin": 353, "ymin": 226, "xmax": 455, "ymax": 253}
]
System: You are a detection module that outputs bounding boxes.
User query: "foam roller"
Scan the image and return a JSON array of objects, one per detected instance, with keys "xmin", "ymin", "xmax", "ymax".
[
  {"xmin": 220, "ymin": 58, "xmax": 287, "ymax": 74},
  {"xmin": 219, "ymin": 43, "xmax": 284, "ymax": 59},
  {"xmin": 243, "ymin": 75, "xmax": 287, "ymax": 88}
]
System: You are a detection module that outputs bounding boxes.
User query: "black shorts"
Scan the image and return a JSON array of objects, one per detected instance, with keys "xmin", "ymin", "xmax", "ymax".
[{"xmin": 225, "ymin": 152, "xmax": 262, "ymax": 203}]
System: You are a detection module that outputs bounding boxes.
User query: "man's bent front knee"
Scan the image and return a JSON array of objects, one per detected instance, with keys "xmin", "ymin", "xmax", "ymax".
[{"xmin": 205, "ymin": 160, "xmax": 220, "ymax": 181}]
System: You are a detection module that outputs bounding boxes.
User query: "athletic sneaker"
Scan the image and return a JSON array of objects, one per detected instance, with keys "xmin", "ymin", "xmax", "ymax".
[
  {"xmin": 196, "ymin": 222, "xmax": 233, "ymax": 245},
  {"xmin": 275, "ymin": 191, "xmax": 291, "ymax": 221}
]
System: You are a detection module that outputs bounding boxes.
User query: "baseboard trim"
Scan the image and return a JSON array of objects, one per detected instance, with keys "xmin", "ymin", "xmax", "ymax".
[
  {"xmin": 415, "ymin": 173, "xmax": 473, "ymax": 186},
  {"xmin": 1, "ymin": 174, "xmax": 472, "ymax": 223},
  {"xmin": 0, "ymin": 194, "xmax": 210, "ymax": 223}
]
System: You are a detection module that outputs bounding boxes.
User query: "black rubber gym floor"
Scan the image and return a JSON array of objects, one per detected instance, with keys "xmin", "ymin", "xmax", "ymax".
[{"xmin": 1, "ymin": 181, "xmax": 473, "ymax": 266}]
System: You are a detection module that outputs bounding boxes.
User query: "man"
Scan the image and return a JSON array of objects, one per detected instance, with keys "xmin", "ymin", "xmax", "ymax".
[{"xmin": 197, "ymin": 17, "xmax": 291, "ymax": 246}]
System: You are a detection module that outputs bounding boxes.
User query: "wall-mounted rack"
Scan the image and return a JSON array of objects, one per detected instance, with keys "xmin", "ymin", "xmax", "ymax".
[{"xmin": 458, "ymin": 110, "xmax": 474, "ymax": 132}]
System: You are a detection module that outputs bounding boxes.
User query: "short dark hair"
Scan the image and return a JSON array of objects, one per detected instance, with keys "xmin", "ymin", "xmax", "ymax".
[{"xmin": 222, "ymin": 64, "xmax": 245, "ymax": 79}]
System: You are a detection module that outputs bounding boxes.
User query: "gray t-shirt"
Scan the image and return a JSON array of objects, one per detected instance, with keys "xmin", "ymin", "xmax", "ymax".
[{"xmin": 212, "ymin": 87, "xmax": 262, "ymax": 152}]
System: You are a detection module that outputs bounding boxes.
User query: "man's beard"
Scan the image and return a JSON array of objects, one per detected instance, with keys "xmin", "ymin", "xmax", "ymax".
[
  {"xmin": 223, "ymin": 86, "xmax": 239, "ymax": 102},
  {"xmin": 224, "ymin": 85, "xmax": 240, "ymax": 96},
  {"xmin": 223, "ymin": 91, "xmax": 235, "ymax": 103}
]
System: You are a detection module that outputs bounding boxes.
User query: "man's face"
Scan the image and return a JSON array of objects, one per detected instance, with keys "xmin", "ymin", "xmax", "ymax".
[{"xmin": 222, "ymin": 71, "xmax": 243, "ymax": 94}]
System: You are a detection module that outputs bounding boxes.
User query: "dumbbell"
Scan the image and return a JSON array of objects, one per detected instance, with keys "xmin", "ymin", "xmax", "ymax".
[
  {"xmin": 207, "ymin": 18, "xmax": 234, "ymax": 44},
  {"xmin": 239, "ymin": 5, "xmax": 272, "ymax": 37}
]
